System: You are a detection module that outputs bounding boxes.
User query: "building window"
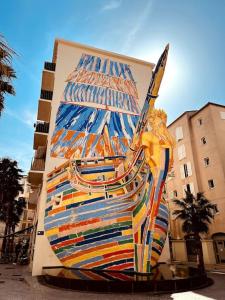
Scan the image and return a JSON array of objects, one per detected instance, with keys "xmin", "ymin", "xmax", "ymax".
[
  {"xmin": 175, "ymin": 126, "xmax": 183, "ymax": 142},
  {"xmin": 180, "ymin": 162, "xmax": 192, "ymax": 179},
  {"xmin": 198, "ymin": 118, "xmax": 203, "ymax": 125},
  {"xmin": 183, "ymin": 182, "xmax": 195, "ymax": 197},
  {"xmin": 186, "ymin": 184, "xmax": 191, "ymax": 193},
  {"xmin": 220, "ymin": 111, "xmax": 225, "ymax": 120},
  {"xmin": 173, "ymin": 190, "xmax": 178, "ymax": 197},
  {"xmin": 178, "ymin": 144, "xmax": 186, "ymax": 160},
  {"xmin": 208, "ymin": 179, "xmax": 215, "ymax": 189},
  {"xmin": 184, "ymin": 164, "xmax": 188, "ymax": 178},
  {"xmin": 204, "ymin": 157, "xmax": 210, "ymax": 167},
  {"xmin": 201, "ymin": 137, "xmax": 207, "ymax": 145},
  {"xmin": 21, "ymin": 223, "xmax": 27, "ymax": 230},
  {"xmin": 213, "ymin": 204, "xmax": 219, "ymax": 214}
]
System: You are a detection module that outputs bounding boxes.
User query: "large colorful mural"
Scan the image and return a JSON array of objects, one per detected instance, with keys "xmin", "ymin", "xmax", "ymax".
[
  {"xmin": 51, "ymin": 54, "xmax": 140, "ymax": 159},
  {"xmin": 44, "ymin": 45, "xmax": 174, "ymax": 273}
]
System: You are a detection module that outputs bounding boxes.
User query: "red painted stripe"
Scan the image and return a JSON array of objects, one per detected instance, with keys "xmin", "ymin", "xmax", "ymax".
[
  {"xmin": 62, "ymin": 191, "xmax": 86, "ymax": 201},
  {"xmin": 134, "ymin": 232, "xmax": 138, "ymax": 243},
  {"xmin": 47, "ymin": 186, "xmax": 55, "ymax": 193},
  {"xmin": 103, "ymin": 249, "xmax": 133, "ymax": 259},
  {"xmin": 154, "ymin": 224, "xmax": 167, "ymax": 233},
  {"xmin": 107, "ymin": 262, "xmax": 134, "ymax": 271},
  {"xmin": 52, "ymin": 236, "xmax": 84, "ymax": 250},
  {"xmin": 61, "ymin": 241, "xmax": 117, "ymax": 262},
  {"xmin": 107, "ymin": 271, "xmax": 132, "ymax": 281},
  {"xmin": 59, "ymin": 217, "xmax": 101, "ymax": 232},
  {"xmin": 62, "ymin": 193, "xmax": 73, "ymax": 200}
]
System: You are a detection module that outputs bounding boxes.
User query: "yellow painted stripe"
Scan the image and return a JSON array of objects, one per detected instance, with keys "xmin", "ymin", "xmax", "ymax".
[
  {"xmin": 133, "ymin": 204, "xmax": 147, "ymax": 227},
  {"xmin": 122, "ymin": 229, "xmax": 133, "ymax": 236},
  {"xmin": 143, "ymin": 245, "xmax": 149, "ymax": 271},
  {"xmin": 45, "ymin": 227, "xmax": 59, "ymax": 236},
  {"xmin": 64, "ymin": 243, "xmax": 133, "ymax": 265}
]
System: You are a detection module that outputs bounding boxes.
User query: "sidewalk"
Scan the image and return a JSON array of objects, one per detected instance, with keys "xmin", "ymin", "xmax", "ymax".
[{"xmin": 0, "ymin": 263, "xmax": 224, "ymax": 300}]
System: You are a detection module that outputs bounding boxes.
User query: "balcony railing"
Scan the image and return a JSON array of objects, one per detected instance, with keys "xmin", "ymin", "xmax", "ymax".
[
  {"xmin": 40, "ymin": 89, "xmax": 53, "ymax": 100},
  {"xmin": 44, "ymin": 62, "xmax": 56, "ymax": 72},
  {"xmin": 30, "ymin": 158, "xmax": 45, "ymax": 171},
  {"xmin": 34, "ymin": 121, "xmax": 49, "ymax": 133},
  {"xmin": 35, "ymin": 146, "xmax": 46, "ymax": 159}
]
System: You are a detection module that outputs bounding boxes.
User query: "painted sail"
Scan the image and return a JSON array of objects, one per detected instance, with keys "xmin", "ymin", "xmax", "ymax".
[{"xmin": 51, "ymin": 54, "xmax": 141, "ymax": 159}]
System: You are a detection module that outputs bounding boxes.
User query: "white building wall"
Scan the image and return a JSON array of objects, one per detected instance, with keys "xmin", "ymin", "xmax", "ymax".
[{"xmin": 32, "ymin": 40, "xmax": 158, "ymax": 275}]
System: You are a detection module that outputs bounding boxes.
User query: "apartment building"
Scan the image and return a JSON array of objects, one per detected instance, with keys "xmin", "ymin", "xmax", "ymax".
[
  {"xmin": 0, "ymin": 176, "xmax": 35, "ymax": 249},
  {"xmin": 16, "ymin": 176, "xmax": 36, "ymax": 237},
  {"xmin": 166, "ymin": 102, "xmax": 225, "ymax": 265},
  {"xmin": 28, "ymin": 39, "xmax": 172, "ymax": 275}
]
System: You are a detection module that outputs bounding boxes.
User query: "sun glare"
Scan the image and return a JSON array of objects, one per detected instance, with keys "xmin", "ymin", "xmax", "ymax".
[
  {"xmin": 135, "ymin": 44, "xmax": 189, "ymax": 104},
  {"xmin": 171, "ymin": 291, "xmax": 215, "ymax": 300}
]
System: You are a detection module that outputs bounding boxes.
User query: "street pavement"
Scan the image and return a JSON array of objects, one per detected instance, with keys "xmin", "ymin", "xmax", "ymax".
[{"xmin": 0, "ymin": 263, "xmax": 224, "ymax": 300}]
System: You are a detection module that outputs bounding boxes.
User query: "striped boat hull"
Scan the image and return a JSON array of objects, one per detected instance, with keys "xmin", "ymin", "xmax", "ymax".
[{"xmin": 44, "ymin": 149, "xmax": 169, "ymax": 273}]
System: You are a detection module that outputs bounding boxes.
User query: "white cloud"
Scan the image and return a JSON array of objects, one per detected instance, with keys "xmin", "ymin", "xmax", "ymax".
[
  {"xmin": 122, "ymin": 0, "xmax": 153, "ymax": 52},
  {"xmin": 101, "ymin": 0, "xmax": 121, "ymax": 11},
  {"xmin": 5, "ymin": 108, "xmax": 36, "ymax": 128}
]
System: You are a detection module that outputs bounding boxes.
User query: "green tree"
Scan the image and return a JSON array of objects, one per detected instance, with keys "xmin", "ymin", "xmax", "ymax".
[
  {"xmin": 0, "ymin": 158, "xmax": 24, "ymax": 259},
  {"xmin": 173, "ymin": 191, "xmax": 217, "ymax": 272},
  {"xmin": 0, "ymin": 34, "xmax": 16, "ymax": 115}
]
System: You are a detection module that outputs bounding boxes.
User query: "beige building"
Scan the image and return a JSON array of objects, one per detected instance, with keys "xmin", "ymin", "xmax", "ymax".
[
  {"xmin": 166, "ymin": 102, "xmax": 225, "ymax": 265},
  {"xmin": 28, "ymin": 39, "xmax": 170, "ymax": 276},
  {"xmin": 16, "ymin": 176, "xmax": 36, "ymax": 238},
  {"xmin": 0, "ymin": 175, "xmax": 35, "ymax": 249}
]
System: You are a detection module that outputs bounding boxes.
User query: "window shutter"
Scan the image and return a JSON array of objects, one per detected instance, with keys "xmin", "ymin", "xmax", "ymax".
[
  {"xmin": 182, "ymin": 185, "xmax": 186, "ymax": 197},
  {"xmin": 182, "ymin": 145, "xmax": 186, "ymax": 159},
  {"xmin": 175, "ymin": 126, "xmax": 183, "ymax": 141},
  {"xmin": 180, "ymin": 165, "xmax": 185, "ymax": 179},
  {"xmin": 178, "ymin": 144, "xmax": 186, "ymax": 160},
  {"xmin": 189, "ymin": 182, "xmax": 195, "ymax": 194},
  {"xmin": 187, "ymin": 162, "xmax": 192, "ymax": 176},
  {"xmin": 220, "ymin": 111, "xmax": 225, "ymax": 119},
  {"xmin": 178, "ymin": 146, "xmax": 182, "ymax": 160}
]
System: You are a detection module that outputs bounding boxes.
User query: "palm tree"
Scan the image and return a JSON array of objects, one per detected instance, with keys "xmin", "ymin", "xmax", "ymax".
[
  {"xmin": 0, "ymin": 157, "xmax": 24, "ymax": 259},
  {"xmin": 173, "ymin": 191, "xmax": 217, "ymax": 272},
  {"xmin": 9, "ymin": 197, "xmax": 26, "ymax": 255},
  {"xmin": 0, "ymin": 34, "xmax": 16, "ymax": 115}
]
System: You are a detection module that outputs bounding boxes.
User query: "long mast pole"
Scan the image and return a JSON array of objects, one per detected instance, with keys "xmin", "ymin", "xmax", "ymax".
[{"xmin": 129, "ymin": 44, "xmax": 169, "ymax": 152}]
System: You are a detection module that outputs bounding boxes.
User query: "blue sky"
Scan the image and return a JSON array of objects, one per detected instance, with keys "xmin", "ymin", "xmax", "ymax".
[{"xmin": 1, "ymin": 0, "xmax": 225, "ymax": 172}]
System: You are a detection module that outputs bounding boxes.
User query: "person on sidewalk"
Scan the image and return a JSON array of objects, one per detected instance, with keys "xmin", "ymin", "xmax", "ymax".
[{"xmin": 14, "ymin": 240, "xmax": 22, "ymax": 263}]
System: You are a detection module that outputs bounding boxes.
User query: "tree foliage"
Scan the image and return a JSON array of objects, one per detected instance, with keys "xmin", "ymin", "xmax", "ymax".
[
  {"xmin": 173, "ymin": 191, "xmax": 217, "ymax": 271},
  {"xmin": 173, "ymin": 191, "xmax": 217, "ymax": 235},
  {"xmin": 0, "ymin": 158, "xmax": 25, "ymax": 258},
  {"xmin": 0, "ymin": 34, "xmax": 16, "ymax": 115}
]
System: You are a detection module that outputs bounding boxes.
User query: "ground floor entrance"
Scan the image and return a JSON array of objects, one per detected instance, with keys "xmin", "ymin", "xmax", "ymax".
[{"xmin": 212, "ymin": 233, "xmax": 225, "ymax": 264}]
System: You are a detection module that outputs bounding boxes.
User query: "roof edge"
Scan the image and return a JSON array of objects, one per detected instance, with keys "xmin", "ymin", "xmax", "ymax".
[
  {"xmin": 52, "ymin": 38, "xmax": 155, "ymax": 68},
  {"xmin": 190, "ymin": 102, "xmax": 225, "ymax": 118},
  {"xmin": 168, "ymin": 110, "xmax": 197, "ymax": 127},
  {"xmin": 168, "ymin": 102, "xmax": 225, "ymax": 127}
]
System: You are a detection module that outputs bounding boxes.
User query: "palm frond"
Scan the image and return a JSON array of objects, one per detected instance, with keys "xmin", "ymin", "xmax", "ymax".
[
  {"xmin": 0, "ymin": 81, "xmax": 15, "ymax": 95},
  {"xmin": 173, "ymin": 191, "xmax": 216, "ymax": 235},
  {"xmin": 0, "ymin": 64, "xmax": 16, "ymax": 79}
]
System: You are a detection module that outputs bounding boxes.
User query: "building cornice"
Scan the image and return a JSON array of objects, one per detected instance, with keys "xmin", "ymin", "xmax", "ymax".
[
  {"xmin": 168, "ymin": 110, "xmax": 196, "ymax": 127},
  {"xmin": 168, "ymin": 102, "xmax": 225, "ymax": 128},
  {"xmin": 52, "ymin": 38, "xmax": 155, "ymax": 68}
]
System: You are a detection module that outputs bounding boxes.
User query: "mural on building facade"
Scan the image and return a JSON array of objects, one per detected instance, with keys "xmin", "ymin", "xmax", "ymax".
[{"xmin": 44, "ymin": 45, "xmax": 174, "ymax": 273}]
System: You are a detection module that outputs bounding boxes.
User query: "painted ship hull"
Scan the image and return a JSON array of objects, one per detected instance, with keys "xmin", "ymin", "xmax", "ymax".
[{"xmin": 44, "ymin": 148, "xmax": 169, "ymax": 273}]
